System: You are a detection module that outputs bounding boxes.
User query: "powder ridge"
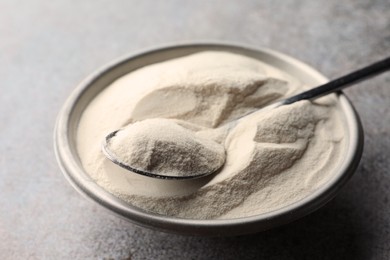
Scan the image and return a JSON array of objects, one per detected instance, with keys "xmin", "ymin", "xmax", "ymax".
[{"xmin": 77, "ymin": 51, "xmax": 346, "ymax": 219}]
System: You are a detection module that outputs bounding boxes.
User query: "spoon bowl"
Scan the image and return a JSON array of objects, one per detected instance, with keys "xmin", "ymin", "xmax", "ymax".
[{"xmin": 102, "ymin": 128, "xmax": 226, "ymax": 180}]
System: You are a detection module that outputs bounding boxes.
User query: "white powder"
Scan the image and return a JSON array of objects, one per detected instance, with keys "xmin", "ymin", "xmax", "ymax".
[
  {"xmin": 77, "ymin": 51, "xmax": 346, "ymax": 219},
  {"xmin": 107, "ymin": 118, "xmax": 226, "ymax": 177}
]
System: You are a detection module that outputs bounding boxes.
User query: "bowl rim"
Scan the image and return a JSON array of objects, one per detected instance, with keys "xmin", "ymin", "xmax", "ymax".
[{"xmin": 54, "ymin": 42, "xmax": 364, "ymax": 236}]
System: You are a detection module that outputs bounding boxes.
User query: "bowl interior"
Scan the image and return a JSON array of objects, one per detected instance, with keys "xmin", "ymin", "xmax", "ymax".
[{"xmin": 55, "ymin": 43, "xmax": 363, "ymax": 236}]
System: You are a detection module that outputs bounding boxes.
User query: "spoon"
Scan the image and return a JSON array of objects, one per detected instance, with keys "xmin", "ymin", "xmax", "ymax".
[{"xmin": 102, "ymin": 56, "xmax": 390, "ymax": 180}]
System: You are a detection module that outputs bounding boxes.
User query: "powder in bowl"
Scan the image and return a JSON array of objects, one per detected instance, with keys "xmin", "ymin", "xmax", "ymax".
[{"xmin": 77, "ymin": 51, "xmax": 347, "ymax": 220}]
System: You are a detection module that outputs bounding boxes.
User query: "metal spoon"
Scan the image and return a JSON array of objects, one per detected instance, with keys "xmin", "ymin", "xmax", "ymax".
[{"xmin": 102, "ymin": 56, "xmax": 390, "ymax": 180}]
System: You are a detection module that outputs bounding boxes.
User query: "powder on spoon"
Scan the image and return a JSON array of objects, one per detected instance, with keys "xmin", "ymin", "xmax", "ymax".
[{"xmin": 106, "ymin": 118, "xmax": 226, "ymax": 178}]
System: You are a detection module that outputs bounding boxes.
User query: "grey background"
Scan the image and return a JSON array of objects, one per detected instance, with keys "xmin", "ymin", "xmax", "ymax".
[{"xmin": 1, "ymin": 0, "xmax": 389, "ymax": 259}]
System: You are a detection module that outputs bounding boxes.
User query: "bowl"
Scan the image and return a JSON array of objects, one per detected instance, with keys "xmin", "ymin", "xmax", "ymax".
[{"xmin": 54, "ymin": 43, "xmax": 363, "ymax": 236}]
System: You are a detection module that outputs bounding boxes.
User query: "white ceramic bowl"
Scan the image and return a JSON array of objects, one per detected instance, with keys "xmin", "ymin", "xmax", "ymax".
[{"xmin": 54, "ymin": 43, "xmax": 363, "ymax": 236}]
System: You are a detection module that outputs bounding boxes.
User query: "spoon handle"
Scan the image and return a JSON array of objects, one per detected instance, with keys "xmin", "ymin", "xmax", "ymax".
[{"xmin": 282, "ymin": 56, "xmax": 390, "ymax": 105}]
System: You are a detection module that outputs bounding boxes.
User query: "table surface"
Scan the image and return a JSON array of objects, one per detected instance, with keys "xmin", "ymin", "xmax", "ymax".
[{"xmin": 1, "ymin": 1, "xmax": 389, "ymax": 259}]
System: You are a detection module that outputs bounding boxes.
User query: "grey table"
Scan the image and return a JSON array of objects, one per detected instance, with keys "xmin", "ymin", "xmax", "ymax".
[{"xmin": 1, "ymin": 1, "xmax": 389, "ymax": 259}]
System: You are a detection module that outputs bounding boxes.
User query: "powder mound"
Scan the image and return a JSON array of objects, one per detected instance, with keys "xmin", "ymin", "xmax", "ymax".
[
  {"xmin": 253, "ymin": 101, "xmax": 316, "ymax": 144},
  {"xmin": 129, "ymin": 52, "xmax": 290, "ymax": 128},
  {"xmin": 107, "ymin": 118, "xmax": 226, "ymax": 177}
]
